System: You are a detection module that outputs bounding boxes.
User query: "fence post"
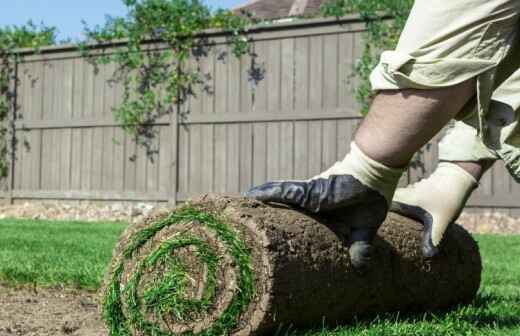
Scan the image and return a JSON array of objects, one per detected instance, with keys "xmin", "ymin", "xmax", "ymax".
[
  {"xmin": 169, "ymin": 107, "xmax": 179, "ymax": 206},
  {"xmin": 7, "ymin": 59, "xmax": 18, "ymax": 205}
]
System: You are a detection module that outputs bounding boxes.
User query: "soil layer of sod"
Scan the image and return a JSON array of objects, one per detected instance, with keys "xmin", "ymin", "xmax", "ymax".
[{"xmin": 102, "ymin": 195, "xmax": 482, "ymax": 335}]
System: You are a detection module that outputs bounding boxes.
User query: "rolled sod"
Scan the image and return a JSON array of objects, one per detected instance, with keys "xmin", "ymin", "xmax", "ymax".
[{"xmin": 102, "ymin": 195, "xmax": 482, "ymax": 335}]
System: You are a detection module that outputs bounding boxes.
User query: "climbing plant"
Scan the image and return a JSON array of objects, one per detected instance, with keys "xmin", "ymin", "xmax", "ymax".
[
  {"xmin": 321, "ymin": 0, "xmax": 413, "ymax": 114},
  {"xmin": 80, "ymin": 0, "xmax": 256, "ymax": 158},
  {"xmin": 0, "ymin": 22, "xmax": 56, "ymax": 178}
]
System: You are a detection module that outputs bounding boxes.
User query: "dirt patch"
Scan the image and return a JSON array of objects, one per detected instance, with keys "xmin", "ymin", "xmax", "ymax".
[{"xmin": 0, "ymin": 286, "xmax": 106, "ymax": 336}]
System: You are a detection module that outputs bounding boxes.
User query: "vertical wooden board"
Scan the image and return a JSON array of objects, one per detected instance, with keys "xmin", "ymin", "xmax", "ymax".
[
  {"xmin": 336, "ymin": 119, "xmax": 353, "ymax": 159},
  {"xmin": 187, "ymin": 57, "xmax": 203, "ymax": 116},
  {"xmin": 50, "ymin": 60, "xmax": 62, "ymax": 121},
  {"xmin": 479, "ymin": 167, "xmax": 494, "ymax": 196},
  {"xmin": 323, "ymin": 34, "xmax": 339, "ymax": 109},
  {"xmin": 201, "ymin": 51, "xmax": 216, "ymax": 115},
  {"xmin": 178, "ymin": 125, "xmax": 190, "ymax": 194},
  {"xmin": 112, "ymin": 127, "xmax": 126, "ymax": 191},
  {"xmin": 308, "ymin": 121, "xmax": 322, "ymax": 177},
  {"xmin": 63, "ymin": 58, "xmax": 74, "ymax": 119},
  {"xmin": 239, "ymin": 47, "xmax": 253, "ymax": 113},
  {"xmin": 40, "ymin": 130, "xmax": 51, "ymax": 190},
  {"xmin": 351, "ymin": 31, "xmax": 364, "ymax": 111},
  {"xmin": 102, "ymin": 127, "xmax": 115, "ymax": 191},
  {"xmin": 189, "ymin": 125, "xmax": 202, "ymax": 193},
  {"xmin": 201, "ymin": 124, "xmax": 215, "ymax": 192},
  {"xmin": 227, "ymin": 47, "xmax": 241, "ymax": 114},
  {"xmin": 294, "ymin": 121, "xmax": 309, "ymax": 179},
  {"xmin": 338, "ymin": 32, "xmax": 355, "ymax": 109},
  {"xmin": 103, "ymin": 62, "xmax": 117, "ymax": 117},
  {"xmin": 252, "ymin": 41, "xmax": 268, "ymax": 113},
  {"xmin": 322, "ymin": 120, "xmax": 338, "ymax": 170},
  {"xmin": 93, "ymin": 63, "xmax": 106, "ymax": 118},
  {"xmin": 91, "ymin": 128, "xmax": 104, "ymax": 190},
  {"xmin": 135, "ymin": 138, "xmax": 148, "ymax": 192},
  {"xmin": 14, "ymin": 133, "xmax": 24, "ymax": 190},
  {"xmin": 30, "ymin": 61, "xmax": 45, "ymax": 120},
  {"xmin": 111, "ymin": 75, "xmax": 125, "ymax": 192},
  {"xmin": 52, "ymin": 129, "xmax": 62, "ymax": 189},
  {"xmin": 29, "ymin": 130, "xmax": 42, "ymax": 190},
  {"xmin": 239, "ymin": 123, "xmax": 253, "ymax": 191},
  {"xmin": 124, "ymin": 133, "xmax": 137, "ymax": 191},
  {"xmin": 309, "ymin": 35, "xmax": 324, "ymax": 111},
  {"xmin": 214, "ymin": 124, "xmax": 227, "ymax": 193},
  {"xmin": 294, "ymin": 37, "xmax": 309, "ymax": 110},
  {"xmin": 266, "ymin": 39, "xmax": 281, "ymax": 113},
  {"xmin": 41, "ymin": 61, "xmax": 54, "ymax": 121},
  {"xmin": 214, "ymin": 46, "xmax": 228, "ymax": 115},
  {"xmin": 60, "ymin": 129, "xmax": 72, "ymax": 190},
  {"xmin": 83, "ymin": 60, "xmax": 96, "ymax": 118},
  {"xmin": 47, "ymin": 129, "xmax": 54, "ymax": 189},
  {"xmin": 492, "ymin": 161, "xmax": 510, "ymax": 197},
  {"xmin": 279, "ymin": 121, "xmax": 294, "ymax": 180},
  {"xmin": 72, "ymin": 57, "xmax": 85, "ymax": 120},
  {"xmin": 512, "ymin": 177, "xmax": 520, "ymax": 195},
  {"xmin": 226, "ymin": 124, "xmax": 240, "ymax": 192},
  {"xmin": 70, "ymin": 128, "xmax": 82, "ymax": 190},
  {"xmin": 18, "ymin": 62, "xmax": 29, "ymax": 122},
  {"xmin": 23, "ymin": 132, "xmax": 36, "ymax": 190},
  {"xmin": 80, "ymin": 128, "xmax": 92, "ymax": 190},
  {"xmin": 252, "ymin": 123, "xmax": 267, "ymax": 185},
  {"xmin": 158, "ymin": 126, "xmax": 171, "ymax": 194},
  {"xmin": 266, "ymin": 122, "xmax": 280, "ymax": 181},
  {"xmin": 145, "ymin": 129, "xmax": 160, "ymax": 193},
  {"xmin": 280, "ymin": 38, "xmax": 295, "ymax": 111}
]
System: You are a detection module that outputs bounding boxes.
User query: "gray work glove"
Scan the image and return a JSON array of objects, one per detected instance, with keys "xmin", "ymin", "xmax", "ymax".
[
  {"xmin": 391, "ymin": 162, "xmax": 478, "ymax": 257},
  {"xmin": 245, "ymin": 142, "xmax": 405, "ymax": 268}
]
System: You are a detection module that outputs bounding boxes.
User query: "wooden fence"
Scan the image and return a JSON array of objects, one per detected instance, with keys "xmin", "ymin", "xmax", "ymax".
[{"xmin": 3, "ymin": 16, "xmax": 520, "ymax": 216}]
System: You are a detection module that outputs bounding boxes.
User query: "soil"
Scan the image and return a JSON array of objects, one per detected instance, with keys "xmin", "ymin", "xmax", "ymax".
[{"xmin": 0, "ymin": 286, "xmax": 106, "ymax": 336}]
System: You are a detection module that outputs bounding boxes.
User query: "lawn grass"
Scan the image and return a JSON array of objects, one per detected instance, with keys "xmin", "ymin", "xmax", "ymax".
[
  {"xmin": 0, "ymin": 218, "xmax": 518, "ymax": 335},
  {"xmin": 0, "ymin": 218, "xmax": 127, "ymax": 290}
]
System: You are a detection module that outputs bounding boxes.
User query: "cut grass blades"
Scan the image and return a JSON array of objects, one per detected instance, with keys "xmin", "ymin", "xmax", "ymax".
[
  {"xmin": 0, "ymin": 218, "xmax": 127, "ymax": 290},
  {"xmin": 103, "ymin": 206, "xmax": 255, "ymax": 336},
  {"xmin": 0, "ymin": 217, "xmax": 519, "ymax": 336}
]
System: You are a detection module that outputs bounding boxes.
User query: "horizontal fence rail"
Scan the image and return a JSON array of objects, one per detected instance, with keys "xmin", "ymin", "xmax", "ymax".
[{"xmin": 2, "ymin": 16, "xmax": 519, "ymax": 216}]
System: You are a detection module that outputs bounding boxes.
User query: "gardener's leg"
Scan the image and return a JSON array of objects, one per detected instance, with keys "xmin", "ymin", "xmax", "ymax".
[
  {"xmin": 247, "ymin": 81, "xmax": 476, "ymax": 268},
  {"xmin": 393, "ymin": 29, "xmax": 520, "ymax": 258},
  {"xmin": 354, "ymin": 81, "xmax": 475, "ymax": 169}
]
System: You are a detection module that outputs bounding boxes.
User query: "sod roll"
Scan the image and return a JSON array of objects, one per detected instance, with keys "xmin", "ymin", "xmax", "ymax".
[{"xmin": 102, "ymin": 195, "xmax": 482, "ymax": 335}]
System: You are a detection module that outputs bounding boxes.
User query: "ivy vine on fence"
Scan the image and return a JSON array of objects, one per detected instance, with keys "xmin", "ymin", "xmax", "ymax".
[
  {"xmin": 0, "ymin": 22, "xmax": 56, "ymax": 178},
  {"xmin": 79, "ymin": 0, "xmax": 259, "ymax": 160}
]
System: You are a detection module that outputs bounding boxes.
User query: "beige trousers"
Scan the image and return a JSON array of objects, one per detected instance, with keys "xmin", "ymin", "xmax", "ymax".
[{"xmin": 370, "ymin": 0, "xmax": 520, "ymax": 181}]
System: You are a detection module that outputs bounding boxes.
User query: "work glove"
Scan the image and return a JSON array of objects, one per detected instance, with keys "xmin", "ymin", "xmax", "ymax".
[
  {"xmin": 245, "ymin": 142, "xmax": 405, "ymax": 268},
  {"xmin": 391, "ymin": 162, "xmax": 478, "ymax": 258}
]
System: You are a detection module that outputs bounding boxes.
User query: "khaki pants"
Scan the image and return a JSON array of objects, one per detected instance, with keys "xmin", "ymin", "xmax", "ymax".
[{"xmin": 370, "ymin": 0, "xmax": 520, "ymax": 181}]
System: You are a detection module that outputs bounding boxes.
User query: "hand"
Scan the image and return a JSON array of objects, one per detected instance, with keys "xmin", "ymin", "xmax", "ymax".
[
  {"xmin": 245, "ymin": 142, "xmax": 405, "ymax": 268},
  {"xmin": 391, "ymin": 162, "xmax": 478, "ymax": 257}
]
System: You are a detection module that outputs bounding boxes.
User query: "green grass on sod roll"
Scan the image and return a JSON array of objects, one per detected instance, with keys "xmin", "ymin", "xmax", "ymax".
[
  {"xmin": 0, "ymin": 218, "xmax": 519, "ymax": 335},
  {"xmin": 103, "ymin": 207, "xmax": 255, "ymax": 336}
]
